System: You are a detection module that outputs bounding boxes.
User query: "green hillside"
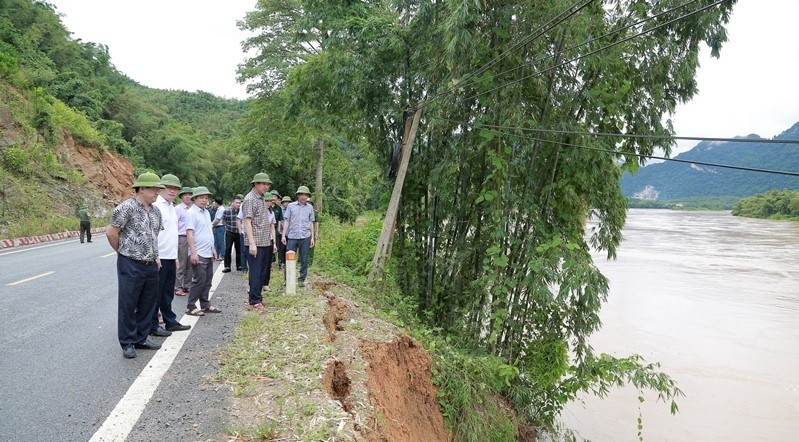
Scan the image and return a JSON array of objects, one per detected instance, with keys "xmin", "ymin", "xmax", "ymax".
[
  {"xmin": 620, "ymin": 122, "xmax": 799, "ymax": 201},
  {"xmin": 0, "ymin": 0, "xmax": 251, "ymax": 236}
]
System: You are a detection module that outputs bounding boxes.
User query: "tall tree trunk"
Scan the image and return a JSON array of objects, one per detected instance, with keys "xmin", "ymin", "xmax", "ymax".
[{"xmin": 315, "ymin": 139, "xmax": 324, "ymax": 212}]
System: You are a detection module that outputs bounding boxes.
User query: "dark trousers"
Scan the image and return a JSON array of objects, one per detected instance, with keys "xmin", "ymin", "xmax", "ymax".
[
  {"xmin": 80, "ymin": 221, "xmax": 91, "ymax": 243},
  {"xmin": 286, "ymin": 237, "xmax": 311, "ymax": 282},
  {"xmin": 152, "ymin": 259, "xmax": 179, "ymax": 331},
  {"xmin": 277, "ymin": 233, "xmax": 286, "ymax": 266},
  {"xmin": 224, "ymin": 230, "xmax": 241, "ymax": 269},
  {"xmin": 117, "ymin": 255, "xmax": 159, "ymax": 348},
  {"xmin": 246, "ymin": 246, "xmax": 268, "ymax": 305},
  {"xmin": 213, "ymin": 226, "xmax": 225, "ymax": 257},
  {"xmin": 239, "ymin": 233, "xmax": 249, "ymax": 271},
  {"xmin": 187, "ymin": 257, "xmax": 214, "ymax": 310},
  {"xmin": 261, "ymin": 243, "xmax": 274, "ymax": 287}
]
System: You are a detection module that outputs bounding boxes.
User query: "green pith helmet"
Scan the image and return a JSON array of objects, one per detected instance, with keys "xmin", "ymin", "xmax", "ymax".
[
  {"xmin": 179, "ymin": 186, "xmax": 193, "ymax": 196},
  {"xmin": 160, "ymin": 174, "xmax": 182, "ymax": 188},
  {"xmin": 191, "ymin": 186, "xmax": 212, "ymax": 199},
  {"xmin": 271, "ymin": 190, "xmax": 280, "ymax": 197},
  {"xmin": 281, "ymin": 196, "xmax": 291, "ymax": 202},
  {"xmin": 295, "ymin": 185, "xmax": 311, "ymax": 195},
  {"xmin": 251, "ymin": 172, "xmax": 273, "ymax": 184},
  {"xmin": 235, "ymin": 194, "xmax": 244, "ymax": 200},
  {"xmin": 132, "ymin": 172, "xmax": 165, "ymax": 189}
]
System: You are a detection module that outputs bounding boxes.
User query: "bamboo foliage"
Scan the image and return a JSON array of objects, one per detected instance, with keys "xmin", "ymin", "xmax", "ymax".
[{"xmin": 240, "ymin": 0, "xmax": 736, "ymax": 424}]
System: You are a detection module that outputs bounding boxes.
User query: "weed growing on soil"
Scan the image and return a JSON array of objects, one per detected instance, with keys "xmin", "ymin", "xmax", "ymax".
[{"xmin": 216, "ymin": 271, "xmax": 345, "ymax": 438}]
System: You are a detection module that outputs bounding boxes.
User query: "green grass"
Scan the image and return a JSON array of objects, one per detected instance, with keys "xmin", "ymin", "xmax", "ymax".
[{"xmin": 216, "ymin": 270, "xmax": 339, "ymax": 438}]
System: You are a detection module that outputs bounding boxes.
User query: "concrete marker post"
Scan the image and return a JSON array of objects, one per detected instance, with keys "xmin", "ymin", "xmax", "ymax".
[{"xmin": 285, "ymin": 250, "xmax": 297, "ymax": 295}]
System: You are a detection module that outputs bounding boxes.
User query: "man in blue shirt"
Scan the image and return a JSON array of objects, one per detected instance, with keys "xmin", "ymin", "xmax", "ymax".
[{"xmin": 282, "ymin": 186, "xmax": 315, "ymax": 287}]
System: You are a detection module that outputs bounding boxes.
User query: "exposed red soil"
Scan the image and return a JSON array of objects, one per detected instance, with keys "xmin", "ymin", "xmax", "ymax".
[
  {"xmin": 323, "ymin": 359, "xmax": 353, "ymax": 413},
  {"xmin": 313, "ymin": 279, "xmax": 337, "ymax": 291},
  {"xmin": 322, "ymin": 296, "xmax": 349, "ymax": 342},
  {"xmin": 61, "ymin": 131, "xmax": 134, "ymax": 204},
  {"xmin": 360, "ymin": 334, "xmax": 449, "ymax": 442}
]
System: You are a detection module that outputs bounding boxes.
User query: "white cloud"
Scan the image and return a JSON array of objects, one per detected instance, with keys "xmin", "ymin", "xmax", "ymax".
[
  {"xmin": 671, "ymin": 0, "xmax": 799, "ymax": 155},
  {"xmin": 49, "ymin": 0, "xmax": 256, "ymax": 100},
  {"xmin": 48, "ymin": 0, "xmax": 799, "ymax": 142}
]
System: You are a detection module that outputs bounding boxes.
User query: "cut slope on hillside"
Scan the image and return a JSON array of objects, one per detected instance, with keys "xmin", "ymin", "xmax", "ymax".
[{"xmin": 0, "ymin": 81, "xmax": 133, "ymax": 237}]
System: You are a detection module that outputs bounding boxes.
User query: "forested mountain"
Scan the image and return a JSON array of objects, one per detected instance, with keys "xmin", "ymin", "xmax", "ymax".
[
  {"xmin": 0, "ymin": 0, "xmax": 255, "ymax": 236},
  {"xmin": 621, "ymin": 122, "xmax": 799, "ymax": 200},
  {"xmin": 0, "ymin": 0, "xmax": 382, "ymax": 238}
]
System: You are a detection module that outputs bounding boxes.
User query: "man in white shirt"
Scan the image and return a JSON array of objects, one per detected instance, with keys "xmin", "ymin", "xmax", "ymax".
[
  {"xmin": 151, "ymin": 174, "xmax": 191, "ymax": 335},
  {"xmin": 185, "ymin": 186, "xmax": 221, "ymax": 316}
]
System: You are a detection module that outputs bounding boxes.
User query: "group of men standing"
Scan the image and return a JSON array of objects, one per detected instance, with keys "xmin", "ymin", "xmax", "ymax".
[{"xmin": 106, "ymin": 171, "xmax": 316, "ymax": 359}]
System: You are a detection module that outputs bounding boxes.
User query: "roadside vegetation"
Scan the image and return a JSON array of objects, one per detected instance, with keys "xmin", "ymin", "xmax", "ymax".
[{"xmin": 732, "ymin": 189, "xmax": 799, "ymax": 220}]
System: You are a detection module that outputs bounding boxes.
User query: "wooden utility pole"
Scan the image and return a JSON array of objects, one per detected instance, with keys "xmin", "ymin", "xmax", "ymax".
[
  {"xmin": 314, "ymin": 139, "xmax": 324, "ymax": 212},
  {"xmin": 370, "ymin": 108, "xmax": 422, "ymax": 280}
]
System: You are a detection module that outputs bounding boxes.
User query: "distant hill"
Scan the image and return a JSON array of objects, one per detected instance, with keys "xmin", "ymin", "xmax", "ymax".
[{"xmin": 620, "ymin": 122, "xmax": 799, "ymax": 201}]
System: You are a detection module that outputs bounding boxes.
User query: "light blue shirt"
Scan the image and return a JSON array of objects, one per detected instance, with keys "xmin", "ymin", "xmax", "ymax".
[
  {"xmin": 186, "ymin": 205, "xmax": 214, "ymax": 258},
  {"xmin": 284, "ymin": 201, "xmax": 315, "ymax": 239}
]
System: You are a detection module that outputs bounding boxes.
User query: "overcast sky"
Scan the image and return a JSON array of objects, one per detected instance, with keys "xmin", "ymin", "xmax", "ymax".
[{"xmin": 50, "ymin": 0, "xmax": 799, "ymax": 156}]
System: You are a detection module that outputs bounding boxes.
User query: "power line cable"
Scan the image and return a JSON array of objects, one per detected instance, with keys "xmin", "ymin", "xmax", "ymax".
[
  {"xmin": 476, "ymin": 123, "xmax": 799, "ymax": 145},
  {"xmin": 452, "ymin": 0, "xmax": 729, "ymax": 106},
  {"xmin": 480, "ymin": 127, "xmax": 799, "ymax": 177},
  {"xmin": 418, "ymin": 0, "xmax": 595, "ymax": 108},
  {"xmin": 447, "ymin": 0, "xmax": 702, "ymax": 95}
]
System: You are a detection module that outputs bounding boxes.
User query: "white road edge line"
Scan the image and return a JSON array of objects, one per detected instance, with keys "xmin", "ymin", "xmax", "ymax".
[
  {"xmin": 89, "ymin": 265, "xmax": 225, "ymax": 442},
  {"xmin": 100, "ymin": 252, "xmax": 116, "ymax": 258},
  {"xmin": 0, "ymin": 241, "xmax": 73, "ymax": 256},
  {"xmin": 6, "ymin": 271, "xmax": 55, "ymax": 286}
]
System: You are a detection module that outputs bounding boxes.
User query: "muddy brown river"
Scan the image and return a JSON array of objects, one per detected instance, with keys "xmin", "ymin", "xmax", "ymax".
[{"xmin": 560, "ymin": 209, "xmax": 799, "ymax": 441}]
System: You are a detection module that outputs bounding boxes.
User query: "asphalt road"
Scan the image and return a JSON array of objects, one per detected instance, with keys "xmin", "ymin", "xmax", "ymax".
[{"xmin": 0, "ymin": 236, "xmax": 227, "ymax": 441}]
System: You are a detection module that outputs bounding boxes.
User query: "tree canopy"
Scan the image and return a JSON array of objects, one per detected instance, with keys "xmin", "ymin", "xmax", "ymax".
[{"xmin": 239, "ymin": 0, "xmax": 736, "ymax": 426}]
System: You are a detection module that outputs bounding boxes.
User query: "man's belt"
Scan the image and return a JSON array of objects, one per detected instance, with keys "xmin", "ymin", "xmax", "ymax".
[{"xmin": 127, "ymin": 257, "xmax": 155, "ymax": 266}]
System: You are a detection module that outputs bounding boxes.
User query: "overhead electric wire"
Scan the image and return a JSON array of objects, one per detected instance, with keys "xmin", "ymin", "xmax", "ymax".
[
  {"xmin": 476, "ymin": 124, "xmax": 799, "ymax": 145},
  {"xmin": 478, "ymin": 127, "xmax": 799, "ymax": 177},
  {"xmin": 452, "ymin": 0, "xmax": 729, "ymax": 106},
  {"xmin": 444, "ymin": 0, "xmax": 703, "ymax": 98},
  {"xmin": 418, "ymin": 0, "xmax": 595, "ymax": 109}
]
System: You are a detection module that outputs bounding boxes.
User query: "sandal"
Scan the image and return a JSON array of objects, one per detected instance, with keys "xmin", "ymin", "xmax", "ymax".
[
  {"xmin": 203, "ymin": 306, "xmax": 222, "ymax": 313},
  {"xmin": 186, "ymin": 308, "xmax": 205, "ymax": 316},
  {"xmin": 250, "ymin": 303, "xmax": 264, "ymax": 311}
]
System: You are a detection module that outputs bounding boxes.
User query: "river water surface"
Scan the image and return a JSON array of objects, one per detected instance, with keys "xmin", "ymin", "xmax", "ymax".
[{"xmin": 560, "ymin": 209, "xmax": 799, "ymax": 441}]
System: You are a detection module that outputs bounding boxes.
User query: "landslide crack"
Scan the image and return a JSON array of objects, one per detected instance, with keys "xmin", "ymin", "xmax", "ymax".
[{"xmin": 323, "ymin": 360, "xmax": 352, "ymax": 413}]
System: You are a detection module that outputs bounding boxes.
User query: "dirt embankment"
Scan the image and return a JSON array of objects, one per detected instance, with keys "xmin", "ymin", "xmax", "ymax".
[
  {"xmin": 60, "ymin": 132, "xmax": 134, "ymax": 205},
  {"xmin": 224, "ymin": 276, "xmax": 450, "ymax": 441},
  {"xmin": 319, "ymin": 287, "xmax": 449, "ymax": 441}
]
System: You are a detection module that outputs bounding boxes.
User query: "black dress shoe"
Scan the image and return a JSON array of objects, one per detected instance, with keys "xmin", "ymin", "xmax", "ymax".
[
  {"xmin": 134, "ymin": 339, "xmax": 161, "ymax": 350},
  {"xmin": 122, "ymin": 346, "xmax": 137, "ymax": 359},
  {"xmin": 222, "ymin": 267, "xmax": 231, "ymax": 273},
  {"xmin": 236, "ymin": 267, "xmax": 242, "ymax": 271},
  {"xmin": 149, "ymin": 327, "xmax": 172, "ymax": 337},
  {"xmin": 165, "ymin": 323, "xmax": 191, "ymax": 332}
]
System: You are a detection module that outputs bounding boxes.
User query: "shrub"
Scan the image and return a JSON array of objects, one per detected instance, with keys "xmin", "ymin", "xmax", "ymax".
[
  {"xmin": 316, "ymin": 212, "xmax": 382, "ymax": 277},
  {"xmin": 2, "ymin": 146, "xmax": 30, "ymax": 175},
  {"xmin": 50, "ymin": 99, "xmax": 105, "ymax": 146}
]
